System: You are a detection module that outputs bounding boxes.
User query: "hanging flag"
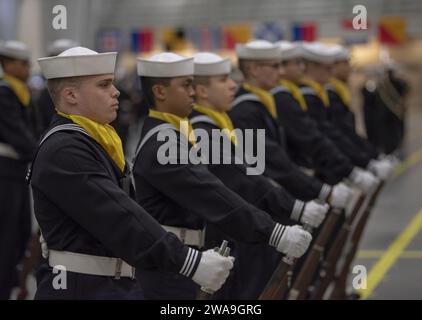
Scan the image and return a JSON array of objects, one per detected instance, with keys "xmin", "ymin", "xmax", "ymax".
[
  {"xmin": 291, "ymin": 22, "xmax": 317, "ymax": 42},
  {"xmin": 378, "ymin": 17, "xmax": 406, "ymax": 45},
  {"xmin": 96, "ymin": 28, "xmax": 121, "ymax": 52},
  {"xmin": 131, "ymin": 28, "xmax": 154, "ymax": 53},
  {"xmin": 223, "ymin": 24, "xmax": 252, "ymax": 50},
  {"xmin": 254, "ymin": 22, "xmax": 284, "ymax": 42},
  {"xmin": 188, "ymin": 26, "xmax": 222, "ymax": 51},
  {"xmin": 161, "ymin": 27, "xmax": 188, "ymax": 51}
]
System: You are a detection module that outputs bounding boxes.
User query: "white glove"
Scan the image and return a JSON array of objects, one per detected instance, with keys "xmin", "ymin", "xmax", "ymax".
[
  {"xmin": 378, "ymin": 153, "xmax": 400, "ymax": 166},
  {"xmin": 272, "ymin": 225, "xmax": 312, "ymax": 258},
  {"xmin": 39, "ymin": 233, "xmax": 49, "ymax": 259},
  {"xmin": 301, "ymin": 201, "xmax": 330, "ymax": 228},
  {"xmin": 368, "ymin": 159, "xmax": 393, "ymax": 180},
  {"xmin": 349, "ymin": 167, "xmax": 380, "ymax": 193},
  {"xmin": 191, "ymin": 249, "xmax": 234, "ymax": 293},
  {"xmin": 329, "ymin": 182, "xmax": 353, "ymax": 209}
]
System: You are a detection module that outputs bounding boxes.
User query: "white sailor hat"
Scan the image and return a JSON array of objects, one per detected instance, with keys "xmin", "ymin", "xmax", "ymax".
[
  {"xmin": 300, "ymin": 42, "xmax": 340, "ymax": 64},
  {"xmin": 47, "ymin": 39, "xmax": 80, "ymax": 56},
  {"xmin": 38, "ymin": 47, "xmax": 117, "ymax": 80},
  {"xmin": 236, "ymin": 40, "xmax": 281, "ymax": 60},
  {"xmin": 137, "ymin": 52, "xmax": 193, "ymax": 77},
  {"xmin": 0, "ymin": 40, "xmax": 30, "ymax": 61},
  {"xmin": 193, "ymin": 52, "xmax": 231, "ymax": 76},
  {"xmin": 275, "ymin": 41, "xmax": 304, "ymax": 61},
  {"xmin": 333, "ymin": 46, "xmax": 350, "ymax": 62}
]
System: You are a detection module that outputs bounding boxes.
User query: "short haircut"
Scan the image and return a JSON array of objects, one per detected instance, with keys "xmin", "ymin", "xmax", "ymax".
[
  {"xmin": 46, "ymin": 77, "xmax": 82, "ymax": 107},
  {"xmin": 238, "ymin": 59, "xmax": 253, "ymax": 78},
  {"xmin": 192, "ymin": 75, "xmax": 210, "ymax": 88},
  {"xmin": 139, "ymin": 76, "xmax": 171, "ymax": 108},
  {"xmin": 0, "ymin": 55, "xmax": 16, "ymax": 68}
]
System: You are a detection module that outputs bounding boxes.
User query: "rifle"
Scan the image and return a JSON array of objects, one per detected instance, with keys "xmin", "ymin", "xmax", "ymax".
[
  {"xmin": 309, "ymin": 189, "xmax": 365, "ymax": 299},
  {"xmin": 328, "ymin": 181, "xmax": 384, "ymax": 300},
  {"xmin": 197, "ymin": 240, "xmax": 231, "ymax": 300},
  {"xmin": 287, "ymin": 208, "xmax": 343, "ymax": 300},
  {"xmin": 259, "ymin": 224, "xmax": 313, "ymax": 300}
]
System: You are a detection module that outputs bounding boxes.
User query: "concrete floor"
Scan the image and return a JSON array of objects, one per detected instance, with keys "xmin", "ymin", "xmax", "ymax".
[{"xmin": 351, "ymin": 108, "xmax": 422, "ymax": 300}]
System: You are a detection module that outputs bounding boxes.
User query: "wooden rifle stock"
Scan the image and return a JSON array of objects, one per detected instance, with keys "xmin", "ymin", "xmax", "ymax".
[
  {"xmin": 329, "ymin": 182, "xmax": 384, "ymax": 299},
  {"xmin": 287, "ymin": 208, "xmax": 343, "ymax": 300},
  {"xmin": 258, "ymin": 255, "xmax": 294, "ymax": 300},
  {"xmin": 310, "ymin": 192, "xmax": 365, "ymax": 299},
  {"xmin": 259, "ymin": 224, "xmax": 313, "ymax": 300}
]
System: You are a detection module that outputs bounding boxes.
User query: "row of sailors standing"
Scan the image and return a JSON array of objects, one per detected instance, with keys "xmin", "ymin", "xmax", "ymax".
[{"xmin": 0, "ymin": 38, "xmax": 397, "ymax": 299}]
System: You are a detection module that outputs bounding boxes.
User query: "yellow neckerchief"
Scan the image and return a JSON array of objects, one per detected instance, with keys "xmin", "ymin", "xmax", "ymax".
[
  {"xmin": 243, "ymin": 82, "xmax": 277, "ymax": 119},
  {"xmin": 149, "ymin": 109, "xmax": 196, "ymax": 145},
  {"xmin": 193, "ymin": 103, "xmax": 238, "ymax": 145},
  {"xmin": 279, "ymin": 79, "xmax": 308, "ymax": 112},
  {"xmin": 329, "ymin": 77, "xmax": 351, "ymax": 108},
  {"xmin": 57, "ymin": 110, "xmax": 125, "ymax": 172},
  {"xmin": 301, "ymin": 77, "xmax": 330, "ymax": 107},
  {"xmin": 3, "ymin": 73, "xmax": 30, "ymax": 107}
]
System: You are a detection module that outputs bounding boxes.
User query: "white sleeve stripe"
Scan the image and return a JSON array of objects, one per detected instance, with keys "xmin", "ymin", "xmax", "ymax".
[
  {"xmin": 180, "ymin": 248, "xmax": 199, "ymax": 277},
  {"xmin": 269, "ymin": 224, "xmax": 279, "ymax": 246},
  {"xmin": 179, "ymin": 247, "xmax": 194, "ymax": 276},
  {"xmin": 291, "ymin": 200, "xmax": 305, "ymax": 221},
  {"xmin": 318, "ymin": 184, "xmax": 331, "ymax": 202},
  {"xmin": 274, "ymin": 225, "xmax": 285, "ymax": 247},
  {"xmin": 269, "ymin": 223, "xmax": 284, "ymax": 247},
  {"xmin": 186, "ymin": 249, "xmax": 198, "ymax": 277}
]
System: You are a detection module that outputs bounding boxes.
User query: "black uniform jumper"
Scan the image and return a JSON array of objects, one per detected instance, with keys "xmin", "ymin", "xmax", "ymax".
[
  {"xmin": 228, "ymin": 86, "xmax": 331, "ymax": 202},
  {"xmin": 30, "ymin": 115, "xmax": 196, "ymax": 299},
  {"xmin": 271, "ymin": 83, "xmax": 354, "ymax": 185},
  {"xmin": 0, "ymin": 79, "xmax": 37, "ymax": 298},
  {"xmin": 190, "ymin": 108, "xmax": 302, "ymax": 299},
  {"xmin": 132, "ymin": 115, "xmax": 281, "ymax": 299},
  {"xmin": 300, "ymin": 83, "xmax": 372, "ymax": 168}
]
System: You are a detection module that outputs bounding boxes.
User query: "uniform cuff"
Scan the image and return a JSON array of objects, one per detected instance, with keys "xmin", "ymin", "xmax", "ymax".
[
  {"xmin": 349, "ymin": 167, "xmax": 359, "ymax": 182},
  {"xmin": 290, "ymin": 200, "xmax": 305, "ymax": 222},
  {"xmin": 269, "ymin": 223, "xmax": 286, "ymax": 247},
  {"xmin": 318, "ymin": 184, "xmax": 332, "ymax": 202},
  {"xmin": 179, "ymin": 247, "xmax": 201, "ymax": 278}
]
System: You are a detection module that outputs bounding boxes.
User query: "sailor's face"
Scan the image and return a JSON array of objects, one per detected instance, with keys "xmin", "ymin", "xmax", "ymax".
[
  {"xmin": 4, "ymin": 59, "xmax": 30, "ymax": 82},
  {"xmin": 254, "ymin": 59, "xmax": 281, "ymax": 90},
  {"xmin": 311, "ymin": 63, "xmax": 332, "ymax": 84},
  {"xmin": 332, "ymin": 60, "xmax": 351, "ymax": 81},
  {"xmin": 282, "ymin": 58, "xmax": 305, "ymax": 83},
  {"xmin": 205, "ymin": 74, "xmax": 237, "ymax": 112},
  {"xmin": 76, "ymin": 74, "xmax": 120, "ymax": 124},
  {"xmin": 166, "ymin": 76, "xmax": 195, "ymax": 118}
]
